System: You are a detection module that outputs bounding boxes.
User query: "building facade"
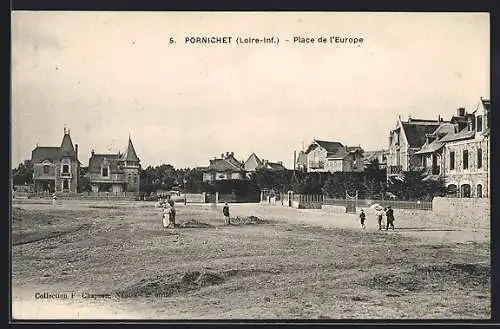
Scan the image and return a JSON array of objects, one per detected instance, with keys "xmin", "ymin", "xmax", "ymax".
[
  {"xmin": 413, "ymin": 98, "xmax": 490, "ymax": 198},
  {"xmin": 200, "ymin": 152, "xmax": 246, "ymax": 183},
  {"xmin": 31, "ymin": 128, "xmax": 80, "ymax": 194},
  {"xmin": 244, "ymin": 152, "xmax": 286, "ymax": 177},
  {"xmin": 88, "ymin": 137, "xmax": 141, "ymax": 194},
  {"xmin": 387, "ymin": 116, "xmax": 445, "ymax": 178},
  {"xmin": 304, "ymin": 140, "xmax": 364, "ymax": 173}
]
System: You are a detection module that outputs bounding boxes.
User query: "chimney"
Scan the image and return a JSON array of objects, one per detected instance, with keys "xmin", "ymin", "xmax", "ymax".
[
  {"xmin": 438, "ymin": 115, "xmax": 441, "ymax": 122},
  {"xmin": 278, "ymin": 161, "xmax": 283, "ymax": 165},
  {"xmin": 75, "ymin": 144, "xmax": 78, "ymax": 158},
  {"xmin": 457, "ymin": 107, "xmax": 465, "ymax": 117},
  {"xmin": 91, "ymin": 149, "xmax": 95, "ymax": 157},
  {"xmin": 230, "ymin": 152, "xmax": 234, "ymax": 157},
  {"xmin": 221, "ymin": 153, "xmax": 224, "ymax": 159}
]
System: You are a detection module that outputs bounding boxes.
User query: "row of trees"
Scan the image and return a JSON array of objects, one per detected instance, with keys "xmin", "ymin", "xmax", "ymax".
[{"xmin": 12, "ymin": 161, "xmax": 446, "ymax": 201}]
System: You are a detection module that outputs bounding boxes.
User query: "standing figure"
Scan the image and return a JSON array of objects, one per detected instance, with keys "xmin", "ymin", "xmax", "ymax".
[
  {"xmin": 223, "ymin": 202, "xmax": 230, "ymax": 225},
  {"xmin": 162, "ymin": 204, "xmax": 170, "ymax": 228},
  {"xmin": 376, "ymin": 209, "xmax": 384, "ymax": 230},
  {"xmin": 169, "ymin": 204, "xmax": 177, "ymax": 227},
  {"xmin": 359, "ymin": 209, "xmax": 366, "ymax": 229},
  {"xmin": 385, "ymin": 206, "xmax": 395, "ymax": 230}
]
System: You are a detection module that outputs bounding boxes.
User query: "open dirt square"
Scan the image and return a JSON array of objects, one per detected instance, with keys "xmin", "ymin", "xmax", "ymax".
[{"xmin": 11, "ymin": 200, "xmax": 490, "ymax": 320}]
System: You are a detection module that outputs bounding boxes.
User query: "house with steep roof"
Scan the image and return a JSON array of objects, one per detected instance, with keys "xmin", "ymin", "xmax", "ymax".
[
  {"xmin": 244, "ymin": 152, "xmax": 286, "ymax": 177},
  {"xmin": 31, "ymin": 128, "xmax": 80, "ymax": 194},
  {"xmin": 409, "ymin": 98, "xmax": 490, "ymax": 198},
  {"xmin": 303, "ymin": 139, "xmax": 364, "ymax": 173},
  {"xmin": 88, "ymin": 136, "xmax": 141, "ymax": 194},
  {"xmin": 199, "ymin": 152, "xmax": 246, "ymax": 183},
  {"xmin": 387, "ymin": 115, "xmax": 447, "ymax": 177}
]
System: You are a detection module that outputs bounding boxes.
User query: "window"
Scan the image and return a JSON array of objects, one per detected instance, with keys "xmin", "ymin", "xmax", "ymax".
[
  {"xmin": 461, "ymin": 184, "xmax": 471, "ymax": 198},
  {"xmin": 449, "ymin": 151, "xmax": 455, "ymax": 170},
  {"xmin": 63, "ymin": 179, "xmax": 69, "ymax": 190},
  {"xmin": 463, "ymin": 150, "xmax": 468, "ymax": 169},
  {"xmin": 477, "ymin": 148, "xmax": 482, "ymax": 169},
  {"xmin": 486, "ymin": 112, "xmax": 490, "ymax": 129},
  {"xmin": 62, "ymin": 165, "xmax": 69, "ymax": 173},
  {"xmin": 102, "ymin": 167, "xmax": 109, "ymax": 177},
  {"xmin": 477, "ymin": 184, "xmax": 483, "ymax": 198},
  {"xmin": 43, "ymin": 165, "xmax": 50, "ymax": 174},
  {"xmin": 476, "ymin": 116, "xmax": 483, "ymax": 132},
  {"xmin": 133, "ymin": 175, "xmax": 137, "ymax": 184}
]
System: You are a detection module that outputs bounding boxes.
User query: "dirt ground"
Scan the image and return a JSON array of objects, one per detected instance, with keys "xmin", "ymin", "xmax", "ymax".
[{"xmin": 11, "ymin": 200, "xmax": 490, "ymax": 320}]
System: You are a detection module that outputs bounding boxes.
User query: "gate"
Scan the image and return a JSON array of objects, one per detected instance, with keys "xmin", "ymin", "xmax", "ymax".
[{"xmin": 345, "ymin": 190, "xmax": 358, "ymax": 213}]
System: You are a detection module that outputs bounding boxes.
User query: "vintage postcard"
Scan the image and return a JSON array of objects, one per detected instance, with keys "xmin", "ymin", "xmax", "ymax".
[{"xmin": 11, "ymin": 11, "xmax": 490, "ymax": 320}]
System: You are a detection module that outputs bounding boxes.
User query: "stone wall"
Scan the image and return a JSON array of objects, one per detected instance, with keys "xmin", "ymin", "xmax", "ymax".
[
  {"xmin": 431, "ymin": 197, "xmax": 490, "ymax": 229},
  {"xmin": 321, "ymin": 205, "xmax": 347, "ymax": 213}
]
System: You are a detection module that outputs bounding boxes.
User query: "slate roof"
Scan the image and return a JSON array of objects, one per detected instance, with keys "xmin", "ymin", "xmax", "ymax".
[
  {"xmin": 202, "ymin": 158, "xmax": 244, "ymax": 172},
  {"xmin": 31, "ymin": 132, "xmax": 78, "ymax": 163},
  {"xmin": 264, "ymin": 162, "xmax": 286, "ymax": 170},
  {"xmin": 439, "ymin": 127, "xmax": 476, "ymax": 143},
  {"xmin": 244, "ymin": 153, "xmax": 263, "ymax": 171},
  {"xmin": 312, "ymin": 140, "xmax": 344, "ymax": 153},
  {"xmin": 31, "ymin": 147, "xmax": 62, "ymax": 163},
  {"xmin": 401, "ymin": 122, "xmax": 443, "ymax": 148},
  {"xmin": 88, "ymin": 154, "xmax": 123, "ymax": 173},
  {"xmin": 120, "ymin": 137, "xmax": 140, "ymax": 162}
]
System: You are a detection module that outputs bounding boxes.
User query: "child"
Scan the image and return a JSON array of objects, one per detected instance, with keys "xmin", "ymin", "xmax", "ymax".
[
  {"xmin": 223, "ymin": 202, "xmax": 230, "ymax": 225},
  {"xmin": 359, "ymin": 209, "xmax": 366, "ymax": 229}
]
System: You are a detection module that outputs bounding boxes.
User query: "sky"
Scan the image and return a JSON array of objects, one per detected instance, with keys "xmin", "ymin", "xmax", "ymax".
[{"xmin": 11, "ymin": 12, "xmax": 490, "ymax": 169}]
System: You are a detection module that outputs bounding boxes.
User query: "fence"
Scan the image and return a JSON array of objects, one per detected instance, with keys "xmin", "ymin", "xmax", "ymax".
[{"xmin": 323, "ymin": 197, "xmax": 432, "ymax": 211}]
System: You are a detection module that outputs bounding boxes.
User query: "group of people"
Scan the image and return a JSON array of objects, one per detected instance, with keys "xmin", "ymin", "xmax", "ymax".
[
  {"xmin": 159, "ymin": 197, "xmax": 177, "ymax": 228},
  {"xmin": 359, "ymin": 206, "xmax": 395, "ymax": 231},
  {"xmin": 159, "ymin": 199, "xmax": 232, "ymax": 228}
]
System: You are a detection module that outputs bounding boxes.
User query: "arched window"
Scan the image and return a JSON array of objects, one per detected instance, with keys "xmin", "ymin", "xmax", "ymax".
[
  {"xmin": 477, "ymin": 184, "xmax": 483, "ymax": 198},
  {"xmin": 461, "ymin": 184, "xmax": 471, "ymax": 198},
  {"xmin": 447, "ymin": 184, "xmax": 458, "ymax": 198}
]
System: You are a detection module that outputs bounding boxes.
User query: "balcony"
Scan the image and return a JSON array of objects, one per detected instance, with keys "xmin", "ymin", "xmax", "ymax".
[
  {"xmin": 388, "ymin": 165, "xmax": 402, "ymax": 175},
  {"xmin": 60, "ymin": 172, "xmax": 72, "ymax": 178}
]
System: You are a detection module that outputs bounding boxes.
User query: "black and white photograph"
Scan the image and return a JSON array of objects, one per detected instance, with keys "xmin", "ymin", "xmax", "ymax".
[{"xmin": 11, "ymin": 11, "xmax": 490, "ymax": 320}]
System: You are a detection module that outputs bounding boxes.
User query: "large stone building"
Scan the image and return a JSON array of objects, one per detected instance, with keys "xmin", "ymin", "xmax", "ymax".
[
  {"xmin": 303, "ymin": 139, "xmax": 364, "ymax": 173},
  {"xmin": 88, "ymin": 136, "xmax": 141, "ymax": 194},
  {"xmin": 31, "ymin": 128, "xmax": 80, "ymax": 194},
  {"xmin": 409, "ymin": 98, "xmax": 490, "ymax": 198}
]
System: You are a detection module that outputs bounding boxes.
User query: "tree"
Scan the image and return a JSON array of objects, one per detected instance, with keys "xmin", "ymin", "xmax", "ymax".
[
  {"xmin": 387, "ymin": 170, "xmax": 446, "ymax": 201},
  {"xmin": 78, "ymin": 166, "xmax": 91, "ymax": 192},
  {"xmin": 12, "ymin": 161, "xmax": 33, "ymax": 186}
]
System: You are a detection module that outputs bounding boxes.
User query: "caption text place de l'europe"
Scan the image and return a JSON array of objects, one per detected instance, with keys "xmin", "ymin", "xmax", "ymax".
[{"xmin": 181, "ymin": 36, "xmax": 364, "ymax": 45}]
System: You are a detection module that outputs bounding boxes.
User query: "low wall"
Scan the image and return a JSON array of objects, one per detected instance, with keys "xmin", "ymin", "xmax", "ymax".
[
  {"xmin": 185, "ymin": 193, "xmax": 205, "ymax": 203},
  {"xmin": 298, "ymin": 201, "xmax": 322, "ymax": 209},
  {"xmin": 321, "ymin": 205, "xmax": 347, "ymax": 214},
  {"xmin": 431, "ymin": 197, "xmax": 490, "ymax": 229}
]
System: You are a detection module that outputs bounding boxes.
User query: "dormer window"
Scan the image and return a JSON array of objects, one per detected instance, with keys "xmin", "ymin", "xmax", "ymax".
[
  {"xmin": 43, "ymin": 165, "xmax": 50, "ymax": 174},
  {"xmin": 62, "ymin": 165, "xmax": 69, "ymax": 173},
  {"xmin": 102, "ymin": 167, "xmax": 109, "ymax": 177}
]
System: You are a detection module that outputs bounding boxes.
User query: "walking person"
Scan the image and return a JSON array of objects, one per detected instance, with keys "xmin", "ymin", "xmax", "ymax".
[
  {"xmin": 385, "ymin": 206, "xmax": 395, "ymax": 231},
  {"xmin": 223, "ymin": 202, "xmax": 231, "ymax": 225},
  {"xmin": 359, "ymin": 209, "xmax": 366, "ymax": 229}
]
